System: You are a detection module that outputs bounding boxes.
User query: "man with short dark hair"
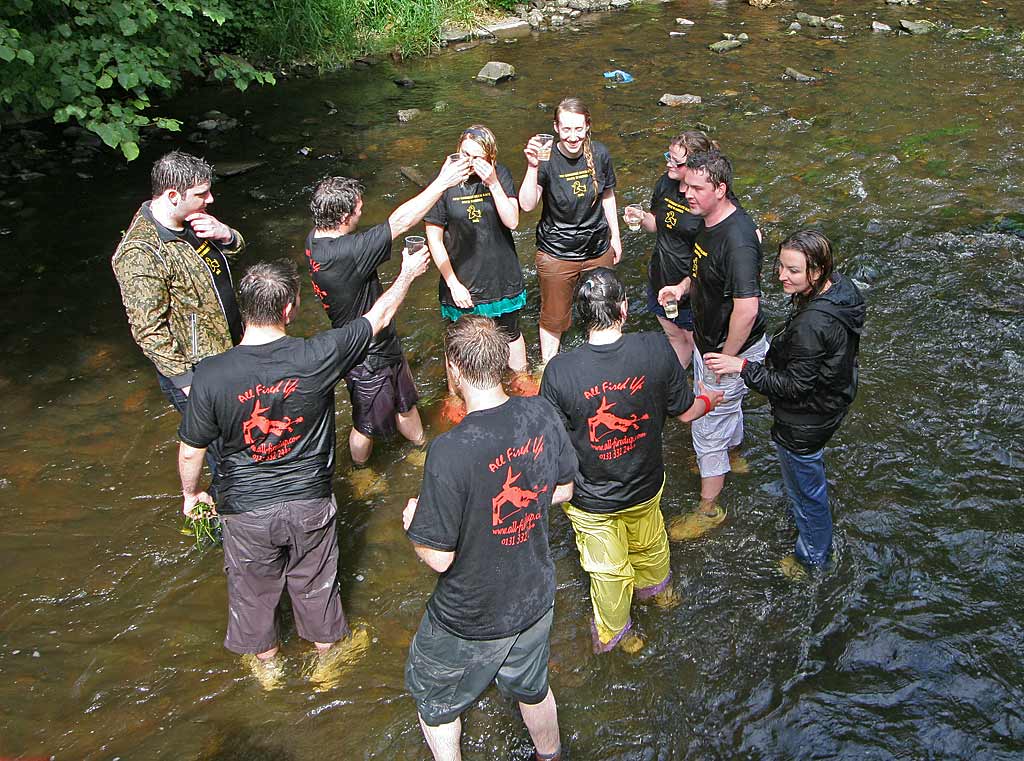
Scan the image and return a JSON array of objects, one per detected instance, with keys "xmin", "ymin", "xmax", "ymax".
[
  {"xmin": 305, "ymin": 156, "xmax": 470, "ymax": 466},
  {"xmin": 541, "ymin": 268, "xmax": 722, "ymax": 653},
  {"xmin": 403, "ymin": 315, "xmax": 577, "ymax": 761},
  {"xmin": 178, "ymin": 248, "xmax": 430, "ymax": 689},
  {"xmin": 659, "ymin": 150, "xmax": 768, "ymax": 539},
  {"xmin": 113, "ymin": 150, "xmax": 245, "ymax": 490}
]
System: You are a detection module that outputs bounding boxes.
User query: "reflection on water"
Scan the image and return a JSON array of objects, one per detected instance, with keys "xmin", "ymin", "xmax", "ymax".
[{"xmin": 1, "ymin": 1, "xmax": 1023, "ymax": 758}]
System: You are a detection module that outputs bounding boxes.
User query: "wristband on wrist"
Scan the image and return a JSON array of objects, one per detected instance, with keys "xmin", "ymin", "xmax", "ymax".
[
  {"xmin": 741, "ymin": 359, "xmax": 748, "ymax": 373},
  {"xmin": 697, "ymin": 394, "xmax": 713, "ymax": 413}
]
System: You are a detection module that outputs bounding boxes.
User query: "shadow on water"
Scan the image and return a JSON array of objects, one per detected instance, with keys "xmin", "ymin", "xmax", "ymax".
[{"xmin": 1, "ymin": 1, "xmax": 1024, "ymax": 758}]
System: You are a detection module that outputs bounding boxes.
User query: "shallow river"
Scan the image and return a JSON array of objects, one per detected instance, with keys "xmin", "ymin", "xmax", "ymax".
[{"xmin": 1, "ymin": 1, "xmax": 1023, "ymax": 758}]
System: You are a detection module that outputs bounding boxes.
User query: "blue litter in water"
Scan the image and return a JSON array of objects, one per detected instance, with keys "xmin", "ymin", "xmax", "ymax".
[{"xmin": 603, "ymin": 69, "xmax": 634, "ymax": 83}]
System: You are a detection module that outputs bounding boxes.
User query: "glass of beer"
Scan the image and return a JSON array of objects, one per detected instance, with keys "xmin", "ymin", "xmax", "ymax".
[
  {"xmin": 536, "ymin": 134, "xmax": 554, "ymax": 161},
  {"xmin": 664, "ymin": 298, "xmax": 679, "ymax": 319},
  {"xmin": 624, "ymin": 203, "xmax": 644, "ymax": 232},
  {"xmin": 405, "ymin": 235, "xmax": 426, "ymax": 253}
]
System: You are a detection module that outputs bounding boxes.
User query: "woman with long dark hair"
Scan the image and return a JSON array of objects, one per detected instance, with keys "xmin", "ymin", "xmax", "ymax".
[
  {"xmin": 520, "ymin": 97, "xmax": 621, "ymax": 366},
  {"xmin": 706, "ymin": 230, "xmax": 865, "ymax": 575}
]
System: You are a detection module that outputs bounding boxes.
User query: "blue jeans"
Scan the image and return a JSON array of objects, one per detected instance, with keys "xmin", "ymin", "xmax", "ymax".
[
  {"xmin": 157, "ymin": 371, "xmax": 222, "ymax": 498},
  {"xmin": 775, "ymin": 443, "xmax": 832, "ymax": 566}
]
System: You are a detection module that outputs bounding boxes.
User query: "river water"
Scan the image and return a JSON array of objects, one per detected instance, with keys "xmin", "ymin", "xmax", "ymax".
[{"xmin": 1, "ymin": 1, "xmax": 1023, "ymax": 758}]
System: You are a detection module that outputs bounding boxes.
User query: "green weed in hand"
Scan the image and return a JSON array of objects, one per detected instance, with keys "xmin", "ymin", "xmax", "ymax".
[{"xmin": 181, "ymin": 502, "xmax": 222, "ymax": 549}]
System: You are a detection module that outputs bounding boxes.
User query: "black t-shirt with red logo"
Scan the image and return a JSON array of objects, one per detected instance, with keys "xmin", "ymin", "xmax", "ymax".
[
  {"xmin": 690, "ymin": 207, "xmax": 766, "ymax": 356},
  {"xmin": 536, "ymin": 140, "xmax": 616, "ymax": 261},
  {"xmin": 540, "ymin": 332, "xmax": 693, "ymax": 514},
  {"xmin": 424, "ymin": 163, "xmax": 523, "ymax": 307},
  {"xmin": 304, "ymin": 222, "xmax": 403, "ymax": 373},
  {"xmin": 407, "ymin": 396, "xmax": 577, "ymax": 640},
  {"xmin": 179, "ymin": 319, "xmax": 373, "ymax": 513}
]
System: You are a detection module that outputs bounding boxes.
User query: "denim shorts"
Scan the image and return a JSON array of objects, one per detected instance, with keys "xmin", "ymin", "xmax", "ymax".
[{"xmin": 405, "ymin": 606, "xmax": 553, "ymax": 726}]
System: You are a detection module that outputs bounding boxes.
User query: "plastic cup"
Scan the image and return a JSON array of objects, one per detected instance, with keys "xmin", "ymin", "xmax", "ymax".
[
  {"xmin": 536, "ymin": 134, "xmax": 554, "ymax": 161},
  {"xmin": 624, "ymin": 203, "xmax": 644, "ymax": 231},
  {"xmin": 405, "ymin": 235, "xmax": 426, "ymax": 253},
  {"xmin": 664, "ymin": 298, "xmax": 679, "ymax": 319}
]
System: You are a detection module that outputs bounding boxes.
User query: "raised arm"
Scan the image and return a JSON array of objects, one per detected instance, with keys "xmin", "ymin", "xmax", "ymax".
[
  {"xmin": 474, "ymin": 160, "xmax": 520, "ymax": 230},
  {"xmin": 362, "ymin": 244, "xmax": 432, "ymax": 335},
  {"xmin": 388, "ymin": 155, "xmax": 472, "ymax": 238}
]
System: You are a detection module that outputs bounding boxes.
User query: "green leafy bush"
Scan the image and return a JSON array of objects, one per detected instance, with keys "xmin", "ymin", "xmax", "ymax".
[{"xmin": 0, "ymin": 0, "xmax": 274, "ymax": 160}]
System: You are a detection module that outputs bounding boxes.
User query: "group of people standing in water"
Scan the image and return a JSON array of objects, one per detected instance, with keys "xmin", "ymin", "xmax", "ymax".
[{"xmin": 112, "ymin": 94, "xmax": 864, "ymax": 761}]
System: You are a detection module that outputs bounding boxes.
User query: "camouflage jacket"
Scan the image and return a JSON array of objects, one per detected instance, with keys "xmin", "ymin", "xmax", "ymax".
[{"xmin": 111, "ymin": 202, "xmax": 245, "ymax": 387}]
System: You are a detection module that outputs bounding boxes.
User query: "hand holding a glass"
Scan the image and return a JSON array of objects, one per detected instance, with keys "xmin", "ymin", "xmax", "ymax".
[
  {"xmin": 524, "ymin": 133, "xmax": 554, "ymax": 168},
  {"xmin": 623, "ymin": 203, "xmax": 645, "ymax": 232},
  {"xmin": 437, "ymin": 152, "xmax": 472, "ymax": 188},
  {"xmin": 401, "ymin": 236, "xmax": 431, "ymax": 277}
]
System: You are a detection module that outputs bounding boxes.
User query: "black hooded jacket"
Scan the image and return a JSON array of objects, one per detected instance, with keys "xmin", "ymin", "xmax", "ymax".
[{"xmin": 740, "ymin": 272, "xmax": 865, "ymax": 454}]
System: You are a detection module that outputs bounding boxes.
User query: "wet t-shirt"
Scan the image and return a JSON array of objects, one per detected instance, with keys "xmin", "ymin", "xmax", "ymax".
[
  {"xmin": 540, "ymin": 333, "xmax": 692, "ymax": 513},
  {"xmin": 648, "ymin": 173, "xmax": 701, "ymax": 296},
  {"xmin": 424, "ymin": 163, "xmax": 523, "ymax": 306},
  {"xmin": 690, "ymin": 207, "xmax": 766, "ymax": 356},
  {"xmin": 536, "ymin": 140, "xmax": 616, "ymax": 261},
  {"xmin": 407, "ymin": 396, "xmax": 577, "ymax": 640},
  {"xmin": 179, "ymin": 319, "xmax": 373, "ymax": 514},
  {"xmin": 147, "ymin": 205, "xmax": 243, "ymax": 344},
  {"xmin": 305, "ymin": 222, "xmax": 402, "ymax": 373}
]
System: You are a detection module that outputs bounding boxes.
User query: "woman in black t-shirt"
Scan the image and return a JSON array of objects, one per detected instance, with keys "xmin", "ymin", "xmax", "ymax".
[
  {"xmin": 520, "ymin": 97, "xmax": 621, "ymax": 366},
  {"xmin": 629, "ymin": 130, "xmax": 718, "ymax": 369},
  {"xmin": 425, "ymin": 125, "xmax": 527, "ymax": 377}
]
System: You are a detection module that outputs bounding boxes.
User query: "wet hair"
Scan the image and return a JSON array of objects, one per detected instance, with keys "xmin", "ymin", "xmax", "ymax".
[
  {"xmin": 574, "ymin": 267, "xmax": 626, "ymax": 333},
  {"xmin": 685, "ymin": 149, "xmax": 733, "ymax": 193},
  {"xmin": 310, "ymin": 176, "xmax": 365, "ymax": 230},
  {"xmin": 779, "ymin": 229, "xmax": 834, "ymax": 307},
  {"xmin": 238, "ymin": 259, "xmax": 300, "ymax": 327},
  {"xmin": 151, "ymin": 151, "xmax": 213, "ymax": 197},
  {"xmin": 444, "ymin": 315, "xmax": 509, "ymax": 389},
  {"xmin": 457, "ymin": 124, "xmax": 498, "ymax": 164},
  {"xmin": 670, "ymin": 129, "xmax": 719, "ymax": 157},
  {"xmin": 555, "ymin": 96, "xmax": 599, "ymax": 205}
]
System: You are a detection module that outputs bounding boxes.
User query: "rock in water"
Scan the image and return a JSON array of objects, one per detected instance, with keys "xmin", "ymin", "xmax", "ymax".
[
  {"xmin": 476, "ymin": 61, "xmax": 516, "ymax": 85},
  {"xmin": 397, "ymin": 109, "xmax": 422, "ymax": 122},
  {"xmin": 748, "ymin": 0, "xmax": 773, "ymax": 7},
  {"xmin": 784, "ymin": 67, "xmax": 817, "ymax": 82},
  {"xmin": 900, "ymin": 19, "xmax": 937, "ymax": 34},
  {"xmin": 215, "ymin": 161, "xmax": 266, "ymax": 178},
  {"xmin": 393, "ymin": 77, "xmax": 415, "ymax": 88},
  {"xmin": 709, "ymin": 39, "xmax": 744, "ymax": 53},
  {"xmin": 872, "ymin": 21, "xmax": 892, "ymax": 32},
  {"xmin": 796, "ymin": 12, "xmax": 826, "ymax": 27},
  {"xmin": 658, "ymin": 93, "xmax": 703, "ymax": 106}
]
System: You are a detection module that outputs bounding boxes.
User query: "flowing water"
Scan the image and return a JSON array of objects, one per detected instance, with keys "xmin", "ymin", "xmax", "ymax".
[{"xmin": 2, "ymin": 1, "xmax": 1023, "ymax": 758}]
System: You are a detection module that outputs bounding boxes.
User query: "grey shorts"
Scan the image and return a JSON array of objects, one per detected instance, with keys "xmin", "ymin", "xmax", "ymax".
[
  {"xmin": 345, "ymin": 356, "xmax": 419, "ymax": 438},
  {"xmin": 221, "ymin": 496, "xmax": 348, "ymax": 654},
  {"xmin": 405, "ymin": 606, "xmax": 554, "ymax": 727}
]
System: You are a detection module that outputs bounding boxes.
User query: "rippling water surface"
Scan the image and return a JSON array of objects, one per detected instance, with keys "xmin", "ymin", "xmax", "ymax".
[{"xmin": 1, "ymin": 1, "xmax": 1023, "ymax": 758}]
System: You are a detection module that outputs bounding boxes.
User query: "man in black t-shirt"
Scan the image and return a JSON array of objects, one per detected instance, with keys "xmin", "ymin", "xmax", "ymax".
[
  {"xmin": 403, "ymin": 316, "xmax": 576, "ymax": 761},
  {"xmin": 665, "ymin": 151, "xmax": 769, "ymax": 540},
  {"xmin": 178, "ymin": 249, "xmax": 429, "ymax": 688},
  {"xmin": 540, "ymin": 268, "xmax": 722, "ymax": 653},
  {"xmin": 304, "ymin": 157, "xmax": 471, "ymax": 467}
]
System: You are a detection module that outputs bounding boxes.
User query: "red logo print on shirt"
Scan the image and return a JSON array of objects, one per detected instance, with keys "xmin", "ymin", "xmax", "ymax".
[
  {"xmin": 242, "ymin": 400, "xmax": 304, "ymax": 445},
  {"xmin": 492, "ymin": 466, "xmax": 548, "ymax": 527},
  {"xmin": 586, "ymin": 395, "xmax": 649, "ymax": 461}
]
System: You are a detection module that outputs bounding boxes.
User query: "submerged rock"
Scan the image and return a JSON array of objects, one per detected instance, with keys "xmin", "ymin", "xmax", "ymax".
[
  {"xmin": 887, "ymin": 0, "xmax": 919, "ymax": 5},
  {"xmin": 709, "ymin": 39, "xmax": 744, "ymax": 53},
  {"xmin": 215, "ymin": 161, "xmax": 266, "ymax": 178},
  {"xmin": 658, "ymin": 93, "xmax": 702, "ymax": 106},
  {"xmin": 872, "ymin": 21, "xmax": 893, "ymax": 32},
  {"xmin": 900, "ymin": 19, "xmax": 937, "ymax": 34},
  {"xmin": 784, "ymin": 67, "xmax": 817, "ymax": 82},
  {"xmin": 748, "ymin": 0, "xmax": 773, "ymax": 8},
  {"xmin": 396, "ymin": 109, "xmax": 422, "ymax": 122},
  {"xmin": 796, "ymin": 12, "xmax": 827, "ymax": 27},
  {"xmin": 476, "ymin": 61, "xmax": 516, "ymax": 85},
  {"xmin": 393, "ymin": 76, "xmax": 415, "ymax": 88}
]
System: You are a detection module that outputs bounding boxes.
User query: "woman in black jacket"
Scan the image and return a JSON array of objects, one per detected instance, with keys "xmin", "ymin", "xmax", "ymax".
[{"xmin": 706, "ymin": 230, "xmax": 865, "ymax": 574}]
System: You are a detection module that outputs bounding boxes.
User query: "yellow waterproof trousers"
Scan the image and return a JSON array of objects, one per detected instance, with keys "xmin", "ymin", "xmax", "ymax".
[{"xmin": 563, "ymin": 485, "xmax": 671, "ymax": 652}]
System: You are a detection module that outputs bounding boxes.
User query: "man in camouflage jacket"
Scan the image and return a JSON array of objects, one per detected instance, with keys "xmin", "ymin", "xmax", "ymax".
[{"xmin": 112, "ymin": 151, "xmax": 245, "ymax": 401}]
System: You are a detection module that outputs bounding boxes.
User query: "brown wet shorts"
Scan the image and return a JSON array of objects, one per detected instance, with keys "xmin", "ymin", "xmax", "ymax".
[
  {"xmin": 221, "ymin": 496, "xmax": 349, "ymax": 654},
  {"xmin": 536, "ymin": 248, "xmax": 616, "ymax": 333},
  {"xmin": 344, "ymin": 355, "xmax": 419, "ymax": 438}
]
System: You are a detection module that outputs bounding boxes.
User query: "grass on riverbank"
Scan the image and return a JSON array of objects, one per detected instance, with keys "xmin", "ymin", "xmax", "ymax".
[{"xmin": 243, "ymin": 0, "xmax": 508, "ymax": 67}]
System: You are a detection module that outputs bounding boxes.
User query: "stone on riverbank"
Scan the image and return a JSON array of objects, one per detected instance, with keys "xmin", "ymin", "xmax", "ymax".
[
  {"xmin": 873, "ymin": 21, "xmax": 893, "ymax": 32},
  {"xmin": 709, "ymin": 39, "xmax": 744, "ymax": 53},
  {"xmin": 900, "ymin": 19, "xmax": 937, "ymax": 35},
  {"xmin": 658, "ymin": 93, "xmax": 702, "ymax": 107},
  {"xmin": 784, "ymin": 67, "xmax": 817, "ymax": 82},
  {"xmin": 397, "ymin": 109, "xmax": 422, "ymax": 122},
  {"xmin": 476, "ymin": 61, "xmax": 516, "ymax": 85}
]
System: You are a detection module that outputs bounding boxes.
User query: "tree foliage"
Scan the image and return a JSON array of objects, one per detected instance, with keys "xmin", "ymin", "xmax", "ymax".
[{"xmin": 0, "ymin": 0, "xmax": 274, "ymax": 160}]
